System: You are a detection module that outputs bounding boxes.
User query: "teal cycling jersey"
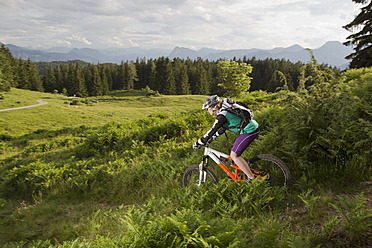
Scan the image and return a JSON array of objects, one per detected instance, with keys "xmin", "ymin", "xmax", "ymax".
[
  {"xmin": 223, "ymin": 110, "xmax": 259, "ymax": 134},
  {"xmin": 199, "ymin": 109, "xmax": 259, "ymax": 144}
]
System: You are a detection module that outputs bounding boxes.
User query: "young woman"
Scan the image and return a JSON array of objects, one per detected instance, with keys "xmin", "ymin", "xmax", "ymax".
[{"xmin": 193, "ymin": 95, "xmax": 260, "ymax": 181}]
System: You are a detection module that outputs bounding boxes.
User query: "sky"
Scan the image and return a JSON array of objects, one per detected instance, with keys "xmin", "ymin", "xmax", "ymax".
[{"xmin": 0, "ymin": 0, "xmax": 363, "ymax": 51}]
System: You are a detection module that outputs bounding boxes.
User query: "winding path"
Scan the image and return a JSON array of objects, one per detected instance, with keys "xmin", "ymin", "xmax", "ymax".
[
  {"xmin": 0, "ymin": 99, "xmax": 49, "ymax": 112},
  {"xmin": 0, "ymin": 97, "xmax": 78, "ymax": 112}
]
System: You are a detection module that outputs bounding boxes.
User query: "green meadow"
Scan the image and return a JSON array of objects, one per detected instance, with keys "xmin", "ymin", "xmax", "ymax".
[
  {"xmin": 0, "ymin": 67, "xmax": 371, "ymax": 247},
  {"xmin": 0, "ymin": 88, "xmax": 205, "ymax": 136}
]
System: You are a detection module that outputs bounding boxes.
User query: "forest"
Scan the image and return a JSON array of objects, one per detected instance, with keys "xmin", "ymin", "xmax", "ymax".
[{"xmin": 0, "ymin": 44, "xmax": 340, "ymax": 98}]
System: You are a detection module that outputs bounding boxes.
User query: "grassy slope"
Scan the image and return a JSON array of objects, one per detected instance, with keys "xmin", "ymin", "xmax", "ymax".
[
  {"xmin": 0, "ymin": 88, "xmax": 206, "ymax": 136},
  {"xmin": 0, "ymin": 89, "xmax": 209, "ymax": 244},
  {"xmin": 0, "ymin": 87, "xmax": 371, "ymax": 247}
]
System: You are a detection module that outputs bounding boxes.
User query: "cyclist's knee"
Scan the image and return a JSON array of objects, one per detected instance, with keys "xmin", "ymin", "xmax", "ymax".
[{"xmin": 230, "ymin": 151, "xmax": 239, "ymax": 159}]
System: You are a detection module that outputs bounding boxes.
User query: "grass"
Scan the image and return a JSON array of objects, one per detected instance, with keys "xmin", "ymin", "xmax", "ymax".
[
  {"xmin": 0, "ymin": 88, "xmax": 66, "ymax": 109},
  {"xmin": 0, "ymin": 88, "xmax": 206, "ymax": 161},
  {"xmin": 0, "ymin": 86, "xmax": 371, "ymax": 247},
  {"xmin": 0, "ymin": 88, "xmax": 206, "ymax": 136}
]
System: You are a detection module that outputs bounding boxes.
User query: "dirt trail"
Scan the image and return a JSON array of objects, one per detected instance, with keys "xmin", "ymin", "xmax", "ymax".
[
  {"xmin": 0, "ymin": 99, "xmax": 49, "ymax": 112},
  {"xmin": 0, "ymin": 97, "xmax": 76, "ymax": 112}
]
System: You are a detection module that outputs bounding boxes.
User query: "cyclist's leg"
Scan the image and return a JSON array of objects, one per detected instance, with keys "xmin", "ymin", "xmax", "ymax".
[
  {"xmin": 230, "ymin": 131, "xmax": 259, "ymax": 180},
  {"xmin": 231, "ymin": 152, "xmax": 255, "ymax": 179}
]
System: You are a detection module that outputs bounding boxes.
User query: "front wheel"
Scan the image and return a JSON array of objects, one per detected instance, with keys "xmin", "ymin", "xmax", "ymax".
[
  {"xmin": 182, "ymin": 164, "xmax": 218, "ymax": 193},
  {"xmin": 249, "ymin": 154, "xmax": 291, "ymax": 187}
]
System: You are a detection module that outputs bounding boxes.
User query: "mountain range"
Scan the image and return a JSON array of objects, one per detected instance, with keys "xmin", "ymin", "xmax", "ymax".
[{"xmin": 2, "ymin": 41, "xmax": 353, "ymax": 69}]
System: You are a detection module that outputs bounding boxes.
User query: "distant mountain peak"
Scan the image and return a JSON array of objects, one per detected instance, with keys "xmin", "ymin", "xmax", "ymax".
[
  {"xmin": 286, "ymin": 44, "xmax": 303, "ymax": 51},
  {"xmin": 3, "ymin": 41, "xmax": 352, "ymax": 69}
]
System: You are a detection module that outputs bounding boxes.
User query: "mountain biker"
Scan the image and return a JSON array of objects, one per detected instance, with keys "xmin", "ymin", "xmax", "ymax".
[{"xmin": 193, "ymin": 95, "xmax": 260, "ymax": 181}]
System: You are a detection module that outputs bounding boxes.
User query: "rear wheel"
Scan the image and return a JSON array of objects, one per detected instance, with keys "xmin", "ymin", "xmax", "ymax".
[
  {"xmin": 182, "ymin": 164, "xmax": 218, "ymax": 194},
  {"xmin": 248, "ymin": 154, "xmax": 291, "ymax": 187}
]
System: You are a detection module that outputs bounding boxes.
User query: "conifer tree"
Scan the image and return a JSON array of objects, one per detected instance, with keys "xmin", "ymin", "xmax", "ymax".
[
  {"xmin": 343, "ymin": 0, "xmax": 372, "ymax": 68},
  {"xmin": 173, "ymin": 58, "xmax": 190, "ymax": 95},
  {"xmin": 116, "ymin": 61, "xmax": 128, "ymax": 90},
  {"xmin": 104, "ymin": 64, "xmax": 114, "ymax": 91},
  {"xmin": 74, "ymin": 63, "xmax": 88, "ymax": 97},
  {"xmin": 154, "ymin": 57, "xmax": 166, "ymax": 92},
  {"xmin": 0, "ymin": 69, "xmax": 4, "ymax": 95},
  {"xmin": 153, "ymin": 57, "xmax": 176, "ymax": 94},
  {"xmin": 0, "ymin": 54, "xmax": 11, "ymax": 92},
  {"xmin": 148, "ymin": 60, "xmax": 157, "ymax": 91},
  {"xmin": 0, "ymin": 44, "xmax": 14, "ymax": 89},
  {"xmin": 163, "ymin": 58, "xmax": 176, "ymax": 95},
  {"xmin": 127, "ymin": 61, "xmax": 138, "ymax": 90},
  {"xmin": 100, "ymin": 67, "xmax": 109, "ymax": 95},
  {"xmin": 66, "ymin": 62, "xmax": 76, "ymax": 95},
  {"xmin": 55, "ymin": 65, "xmax": 65, "ymax": 93},
  {"xmin": 42, "ymin": 65, "xmax": 57, "ymax": 93},
  {"xmin": 90, "ymin": 65, "xmax": 103, "ymax": 96},
  {"xmin": 185, "ymin": 59, "xmax": 198, "ymax": 94},
  {"xmin": 27, "ymin": 59, "xmax": 43, "ymax": 91},
  {"xmin": 16, "ymin": 59, "xmax": 30, "ymax": 90},
  {"xmin": 135, "ymin": 58, "xmax": 149, "ymax": 89},
  {"xmin": 195, "ymin": 59, "xmax": 210, "ymax": 95},
  {"xmin": 84, "ymin": 64, "xmax": 93, "ymax": 95}
]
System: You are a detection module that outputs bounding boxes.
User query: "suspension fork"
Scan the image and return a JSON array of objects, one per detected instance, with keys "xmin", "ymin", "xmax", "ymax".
[{"xmin": 197, "ymin": 155, "xmax": 209, "ymax": 186}]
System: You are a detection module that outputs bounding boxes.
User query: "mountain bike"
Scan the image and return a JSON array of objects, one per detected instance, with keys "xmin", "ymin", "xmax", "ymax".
[{"xmin": 182, "ymin": 144, "xmax": 291, "ymax": 192}]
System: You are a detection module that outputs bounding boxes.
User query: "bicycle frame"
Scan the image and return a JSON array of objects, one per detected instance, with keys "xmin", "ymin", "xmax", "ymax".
[
  {"xmin": 197, "ymin": 146, "xmax": 264, "ymax": 185},
  {"xmin": 198, "ymin": 146, "xmax": 242, "ymax": 183}
]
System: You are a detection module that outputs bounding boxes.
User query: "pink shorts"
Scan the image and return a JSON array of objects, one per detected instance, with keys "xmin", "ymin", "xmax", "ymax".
[{"xmin": 231, "ymin": 129, "xmax": 259, "ymax": 156}]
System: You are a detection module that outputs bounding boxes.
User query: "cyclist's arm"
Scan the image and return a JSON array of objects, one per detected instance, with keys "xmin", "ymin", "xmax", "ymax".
[{"xmin": 200, "ymin": 114, "xmax": 227, "ymax": 144}]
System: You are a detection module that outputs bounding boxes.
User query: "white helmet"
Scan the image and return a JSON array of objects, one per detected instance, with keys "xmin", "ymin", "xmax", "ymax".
[{"xmin": 202, "ymin": 95, "xmax": 220, "ymax": 109}]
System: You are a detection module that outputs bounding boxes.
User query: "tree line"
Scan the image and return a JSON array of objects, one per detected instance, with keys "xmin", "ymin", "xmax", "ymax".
[
  {"xmin": 1, "ymin": 44, "xmax": 341, "ymax": 97},
  {"xmin": 0, "ymin": 44, "xmax": 43, "ymax": 94}
]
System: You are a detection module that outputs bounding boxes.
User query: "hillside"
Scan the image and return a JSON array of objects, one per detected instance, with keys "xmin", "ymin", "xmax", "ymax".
[
  {"xmin": 0, "ymin": 88, "xmax": 206, "ymax": 136},
  {"xmin": 0, "ymin": 67, "xmax": 371, "ymax": 247}
]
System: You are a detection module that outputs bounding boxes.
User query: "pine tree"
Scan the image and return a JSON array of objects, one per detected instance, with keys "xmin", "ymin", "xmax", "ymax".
[
  {"xmin": 163, "ymin": 58, "xmax": 176, "ymax": 95},
  {"xmin": 91, "ymin": 65, "xmax": 103, "ymax": 96},
  {"xmin": 343, "ymin": 0, "xmax": 372, "ymax": 68},
  {"xmin": 0, "ymin": 53, "xmax": 11, "ymax": 92},
  {"xmin": 42, "ymin": 65, "xmax": 57, "ymax": 93},
  {"xmin": 27, "ymin": 59, "xmax": 43, "ymax": 91},
  {"xmin": 127, "ymin": 61, "xmax": 138, "ymax": 90},
  {"xmin": 0, "ymin": 69, "xmax": 4, "ymax": 95},
  {"xmin": 100, "ymin": 67, "xmax": 109, "ymax": 95},
  {"xmin": 116, "ymin": 61, "xmax": 128, "ymax": 90},
  {"xmin": 173, "ymin": 58, "xmax": 190, "ymax": 95},
  {"xmin": 154, "ymin": 57, "xmax": 176, "ymax": 94},
  {"xmin": 153, "ymin": 57, "xmax": 165, "ymax": 93},
  {"xmin": 104, "ymin": 64, "xmax": 114, "ymax": 91},
  {"xmin": 0, "ymin": 44, "xmax": 14, "ymax": 90},
  {"xmin": 195, "ymin": 59, "xmax": 210, "ymax": 95},
  {"xmin": 186, "ymin": 59, "xmax": 198, "ymax": 94},
  {"xmin": 74, "ymin": 63, "xmax": 88, "ymax": 97},
  {"xmin": 148, "ymin": 60, "xmax": 157, "ymax": 91},
  {"xmin": 16, "ymin": 59, "xmax": 30, "ymax": 90},
  {"xmin": 66, "ymin": 62, "xmax": 75, "ymax": 95},
  {"xmin": 55, "ymin": 65, "xmax": 65, "ymax": 93},
  {"xmin": 135, "ymin": 58, "xmax": 149, "ymax": 89},
  {"xmin": 84, "ymin": 64, "xmax": 93, "ymax": 95}
]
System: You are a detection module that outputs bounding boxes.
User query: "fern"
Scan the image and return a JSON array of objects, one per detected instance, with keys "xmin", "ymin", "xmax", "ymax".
[{"xmin": 330, "ymin": 193, "xmax": 372, "ymax": 241}]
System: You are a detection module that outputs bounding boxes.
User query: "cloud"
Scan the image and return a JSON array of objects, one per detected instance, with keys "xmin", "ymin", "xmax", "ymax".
[
  {"xmin": 0, "ymin": 0, "xmax": 362, "ymax": 50},
  {"xmin": 68, "ymin": 35, "xmax": 92, "ymax": 45}
]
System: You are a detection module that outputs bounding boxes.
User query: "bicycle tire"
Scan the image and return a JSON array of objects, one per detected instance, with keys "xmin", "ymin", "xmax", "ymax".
[
  {"xmin": 249, "ymin": 154, "xmax": 291, "ymax": 187},
  {"xmin": 182, "ymin": 164, "xmax": 218, "ymax": 190}
]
